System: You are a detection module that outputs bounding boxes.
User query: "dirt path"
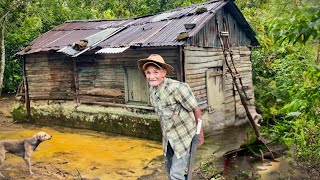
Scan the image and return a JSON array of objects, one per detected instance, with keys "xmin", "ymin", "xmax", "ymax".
[{"xmin": 0, "ymin": 94, "xmax": 15, "ymax": 128}]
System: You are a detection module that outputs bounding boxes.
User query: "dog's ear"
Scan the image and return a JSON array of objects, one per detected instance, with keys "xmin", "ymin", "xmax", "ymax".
[{"xmin": 36, "ymin": 133, "xmax": 42, "ymax": 140}]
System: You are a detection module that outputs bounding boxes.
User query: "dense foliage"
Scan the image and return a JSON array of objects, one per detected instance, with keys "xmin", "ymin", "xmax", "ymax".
[
  {"xmin": 236, "ymin": 0, "xmax": 319, "ymax": 165},
  {"xmin": 1, "ymin": 0, "xmax": 319, "ymax": 166}
]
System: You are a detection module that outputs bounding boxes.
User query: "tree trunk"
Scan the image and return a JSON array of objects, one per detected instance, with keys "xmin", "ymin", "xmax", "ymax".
[
  {"xmin": 0, "ymin": 16, "xmax": 7, "ymax": 97},
  {"xmin": 0, "ymin": 1, "xmax": 23, "ymax": 96}
]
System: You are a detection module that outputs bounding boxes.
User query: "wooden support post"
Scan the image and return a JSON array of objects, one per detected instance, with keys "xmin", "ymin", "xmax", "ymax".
[
  {"xmin": 72, "ymin": 59, "xmax": 79, "ymax": 103},
  {"xmin": 179, "ymin": 46, "xmax": 185, "ymax": 82},
  {"xmin": 23, "ymin": 56, "xmax": 31, "ymax": 119}
]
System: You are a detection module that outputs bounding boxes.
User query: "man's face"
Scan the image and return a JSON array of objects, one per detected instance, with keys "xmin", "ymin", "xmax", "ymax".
[{"xmin": 144, "ymin": 65, "xmax": 166, "ymax": 87}]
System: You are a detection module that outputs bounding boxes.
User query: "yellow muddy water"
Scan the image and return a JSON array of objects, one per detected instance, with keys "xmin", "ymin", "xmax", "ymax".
[
  {"xmin": 257, "ymin": 157, "xmax": 291, "ymax": 179},
  {"xmin": 0, "ymin": 126, "xmax": 163, "ymax": 179}
]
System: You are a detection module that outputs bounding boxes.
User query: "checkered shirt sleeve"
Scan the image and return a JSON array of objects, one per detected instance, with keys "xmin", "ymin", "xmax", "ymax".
[{"xmin": 174, "ymin": 83, "xmax": 198, "ymax": 112}]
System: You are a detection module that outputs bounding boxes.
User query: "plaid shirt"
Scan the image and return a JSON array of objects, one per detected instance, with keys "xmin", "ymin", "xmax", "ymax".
[{"xmin": 149, "ymin": 78, "xmax": 198, "ymax": 159}]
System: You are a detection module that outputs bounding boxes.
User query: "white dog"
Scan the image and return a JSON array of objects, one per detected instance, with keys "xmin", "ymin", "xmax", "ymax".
[{"xmin": 0, "ymin": 131, "xmax": 52, "ymax": 177}]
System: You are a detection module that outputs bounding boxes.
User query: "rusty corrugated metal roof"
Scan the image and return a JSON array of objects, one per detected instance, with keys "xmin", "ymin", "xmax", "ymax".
[
  {"xmin": 58, "ymin": 27, "xmax": 124, "ymax": 57},
  {"xmin": 17, "ymin": 0, "xmax": 258, "ymax": 56}
]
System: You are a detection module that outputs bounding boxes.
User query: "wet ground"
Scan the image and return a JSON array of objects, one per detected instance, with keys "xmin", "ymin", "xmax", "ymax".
[
  {"xmin": 0, "ymin": 94, "xmax": 299, "ymax": 180},
  {"xmin": 0, "ymin": 125, "xmax": 166, "ymax": 179},
  {"xmin": 1, "ymin": 95, "xmax": 168, "ymax": 180}
]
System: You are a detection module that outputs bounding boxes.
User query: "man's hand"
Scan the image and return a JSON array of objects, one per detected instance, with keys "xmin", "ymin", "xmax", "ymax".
[{"xmin": 193, "ymin": 107, "xmax": 204, "ymax": 146}]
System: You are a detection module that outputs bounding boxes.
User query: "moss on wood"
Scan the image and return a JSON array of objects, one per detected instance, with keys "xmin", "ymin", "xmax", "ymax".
[
  {"xmin": 12, "ymin": 102, "xmax": 162, "ymax": 141},
  {"xmin": 195, "ymin": 7, "xmax": 207, "ymax": 14},
  {"xmin": 176, "ymin": 32, "xmax": 189, "ymax": 41}
]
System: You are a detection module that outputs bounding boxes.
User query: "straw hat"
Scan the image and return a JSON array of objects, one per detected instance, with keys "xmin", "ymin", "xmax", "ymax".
[{"xmin": 137, "ymin": 54, "xmax": 174, "ymax": 75}]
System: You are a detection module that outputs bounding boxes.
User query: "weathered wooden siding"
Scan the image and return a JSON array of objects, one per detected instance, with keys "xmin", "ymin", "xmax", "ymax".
[
  {"xmin": 222, "ymin": 46, "xmax": 254, "ymax": 126},
  {"xmin": 188, "ymin": 9, "xmax": 251, "ymax": 48},
  {"xmin": 75, "ymin": 47, "xmax": 181, "ymax": 106},
  {"xmin": 184, "ymin": 46, "xmax": 224, "ymax": 109},
  {"xmin": 184, "ymin": 5, "xmax": 254, "ymax": 131},
  {"xmin": 24, "ymin": 47, "xmax": 181, "ymax": 107},
  {"xmin": 184, "ymin": 46, "xmax": 225, "ymax": 131},
  {"xmin": 184, "ymin": 45, "xmax": 254, "ymax": 131},
  {"xmin": 25, "ymin": 53, "xmax": 75, "ymax": 100},
  {"xmin": 76, "ymin": 55, "xmax": 126, "ymax": 104},
  {"xmin": 232, "ymin": 46, "xmax": 255, "ymax": 123}
]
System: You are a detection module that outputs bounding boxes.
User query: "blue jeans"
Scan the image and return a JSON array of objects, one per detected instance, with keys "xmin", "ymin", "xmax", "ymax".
[{"xmin": 165, "ymin": 143, "xmax": 190, "ymax": 180}]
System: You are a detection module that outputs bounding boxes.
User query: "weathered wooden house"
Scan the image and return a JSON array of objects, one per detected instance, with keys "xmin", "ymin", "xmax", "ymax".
[{"xmin": 15, "ymin": 0, "xmax": 259, "ymax": 140}]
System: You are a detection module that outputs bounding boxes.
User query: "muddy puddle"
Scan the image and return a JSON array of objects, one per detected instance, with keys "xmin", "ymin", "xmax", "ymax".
[
  {"xmin": 0, "ymin": 125, "xmax": 165, "ymax": 179},
  {"xmin": 194, "ymin": 125, "xmax": 295, "ymax": 180},
  {"xmin": 0, "ymin": 94, "xmax": 295, "ymax": 180},
  {"xmin": 220, "ymin": 139, "xmax": 296, "ymax": 180},
  {"xmin": 0, "ymin": 124, "xmax": 295, "ymax": 180},
  {"xmin": 222, "ymin": 153, "xmax": 293, "ymax": 179}
]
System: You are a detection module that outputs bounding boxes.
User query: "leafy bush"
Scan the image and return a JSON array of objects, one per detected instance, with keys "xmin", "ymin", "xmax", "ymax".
[{"xmin": 251, "ymin": 3, "xmax": 320, "ymax": 165}]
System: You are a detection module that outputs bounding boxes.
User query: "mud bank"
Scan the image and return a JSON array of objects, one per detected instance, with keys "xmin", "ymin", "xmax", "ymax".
[{"xmin": 12, "ymin": 101, "xmax": 161, "ymax": 141}]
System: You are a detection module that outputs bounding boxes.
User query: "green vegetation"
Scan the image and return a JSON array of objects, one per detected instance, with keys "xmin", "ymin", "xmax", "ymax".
[
  {"xmin": 1, "ymin": 0, "xmax": 319, "ymax": 168},
  {"xmin": 236, "ymin": 0, "xmax": 319, "ymax": 166}
]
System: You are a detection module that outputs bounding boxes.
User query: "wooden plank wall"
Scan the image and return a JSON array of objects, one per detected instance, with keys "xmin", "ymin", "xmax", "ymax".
[
  {"xmin": 188, "ymin": 9, "xmax": 251, "ymax": 48},
  {"xmin": 227, "ymin": 13, "xmax": 252, "ymax": 46},
  {"xmin": 76, "ymin": 47, "xmax": 180, "ymax": 105},
  {"xmin": 232, "ymin": 46, "xmax": 255, "ymax": 121},
  {"xmin": 188, "ymin": 11, "xmax": 217, "ymax": 47},
  {"xmin": 224, "ymin": 46, "xmax": 254, "ymax": 124},
  {"xmin": 25, "ymin": 53, "xmax": 75, "ymax": 100},
  {"xmin": 184, "ymin": 46, "xmax": 254, "ymax": 125},
  {"xmin": 186, "ymin": 6, "xmax": 254, "ymax": 126},
  {"xmin": 76, "ymin": 55, "xmax": 126, "ymax": 104},
  {"xmin": 184, "ymin": 46, "xmax": 224, "ymax": 109},
  {"xmin": 24, "ymin": 47, "xmax": 180, "ymax": 106}
]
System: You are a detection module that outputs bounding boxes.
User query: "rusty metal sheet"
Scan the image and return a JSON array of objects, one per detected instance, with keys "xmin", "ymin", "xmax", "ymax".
[
  {"xmin": 150, "ymin": 11, "xmax": 177, "ymax": 22},
  {"xmin": 168, "ymin": 6, "xmax": 196, "ymax": 19},
  {"xmin": 18, "ymin": 30, "xmax": 101, "ymax": 55},
  {"xmin": 58, "ymin": 27, "xmax": 123, "ymax": 56},
  {"xmin": 55, "ymin": 19, "xmax": 132, "ymax": 30},
  {"xmin": 17, "ymin": 0, "xmax": 258, "ymax": 56},
  {"xmin": 188, "ymin": 0, "xmax": 226, "ymax": 14},
  {"xmin": 98, "ymin": 20, "xmax": 172, "ymax": 47},
  {"xmin": 17, "ymin": 21, "xmax": 127, "ymax": 55}
]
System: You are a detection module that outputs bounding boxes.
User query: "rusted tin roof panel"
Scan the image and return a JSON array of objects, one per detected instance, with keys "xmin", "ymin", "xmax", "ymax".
[
  {"xmin": 141, "ymin": 18, "xmax": 193, "ymax": 46},
  {"xmin": 18, "ymin": 30, "xmax": 101, "ymax": 55},
  {"xmin": 150, "ymin": 11, "xmax": 177, "ymax": 22},
  {"xmin": 98, "ymin": 20, "xmax": 171, "ymax": 47},
  {"xmin": 17, "ymin": 0, "xmax": 258, "ymax": 56},
  {"xmin": 18, "ymin": 23, "xmax": 126, "ymax": 55},
  {"xmin": 58, "ymin": 27, "xmax": 124, "ymax": 56},
  {"xmin": 167, "ymin": 6, "xmax": 196, "ymax": 19},
  {"xmin": 54, "ymin": 19, "xmax": 132, "ymax": 30},
  {"xmin": 189, "ymin": 0, "xmax": 226, "ymax": 14},
  {"xmin": 96, "ymin": 1, "xmax": 226, "ymax": 48},
  {"xmin": 98, "ymin": 12, "xmax": 214, "ymax": 48}
]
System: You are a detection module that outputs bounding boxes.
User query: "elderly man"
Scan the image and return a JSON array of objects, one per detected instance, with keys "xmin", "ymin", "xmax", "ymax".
[{"xmin": 138, "ymin": 54, "xmax": 204, "ymax": 180}]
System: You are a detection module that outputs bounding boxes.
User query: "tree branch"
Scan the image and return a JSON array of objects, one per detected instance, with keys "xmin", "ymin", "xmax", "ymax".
[{"xmin": 0, "ymin": 0, "xmax": 23, "ymax": 22}]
